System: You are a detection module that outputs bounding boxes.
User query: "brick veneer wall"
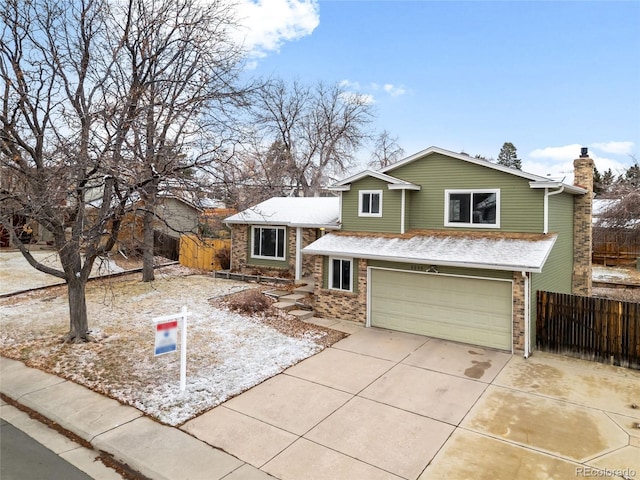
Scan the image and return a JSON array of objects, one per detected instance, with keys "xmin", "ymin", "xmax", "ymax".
[
  {"xmin": 230, "ymin": 224, "xmax": 320, "ymax": 278},
  {"xmin": 572, "ymin": 155, "xmax": 594, "ymax": 296},
  {"xmin": 312, "ymin": 257, "xmax": 367, "ymax": 323},
  {"xmin": 230, "ymin": 224, "xmax": 248, "ymax": 272},
  {"xmin": 512, "ymin": 272, "xmax": 525, "ymax": 353},
  {"xmin": 301, "ymin": 228, "xmax": 319, "ymax": 277}
]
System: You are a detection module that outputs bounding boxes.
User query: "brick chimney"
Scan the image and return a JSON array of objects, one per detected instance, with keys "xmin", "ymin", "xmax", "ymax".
[{"xmin": 572, "ymin": 147, "xmax": 593, "ymax": 296}]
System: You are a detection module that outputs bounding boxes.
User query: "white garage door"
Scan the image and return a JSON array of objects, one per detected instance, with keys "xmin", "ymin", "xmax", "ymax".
[{"xmin": 370, "ymin": 269, "xmax": 513, "ymax": 351}]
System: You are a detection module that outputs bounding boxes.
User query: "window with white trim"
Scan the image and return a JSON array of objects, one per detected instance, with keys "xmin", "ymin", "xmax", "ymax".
[
  {"xmin": 445, "ymin": 189, "xmax": 500, "ymax": 227},
  {"xmin": 359, "ymin": 190, "xmax": 382, "ymax": 217},
  {"xmin": 329, "ymin": 257, "xmax": 353, "ymax": 291},
  {"xmin": 251, "ymin": 226, "xmax": 286, "ymax": 260}
]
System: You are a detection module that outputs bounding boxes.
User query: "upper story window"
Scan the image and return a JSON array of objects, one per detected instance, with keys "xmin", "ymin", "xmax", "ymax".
[
  {"xmin": 445, "ymin": 189, "xmax": 500, "ymax": 228},
  {"xmin": 359, "ymin": 190, "xmax": 382, "ymax": 217},
  {"xmin": 251, "ymin": 226, "xmax": 286, "ymax": 260}
]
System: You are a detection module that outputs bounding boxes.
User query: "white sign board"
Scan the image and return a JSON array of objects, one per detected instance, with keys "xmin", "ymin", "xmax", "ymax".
[
  {"xmin": 152, "ymin": 306, "xmax": 191, "ymax": 391},
  {"xmin": 154, "ymin": 320, "xmax": 178, "ymax": 356}
]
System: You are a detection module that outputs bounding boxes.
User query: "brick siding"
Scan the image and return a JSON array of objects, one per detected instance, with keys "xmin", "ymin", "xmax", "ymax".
[
  {"xmin": 572, "ymin": 156, "xmax": 594, "ymax": 296},
  {"xmin": 312, "ymin": 257, "xmax": 367, "ymax": 323},
  {"xmin": 230, "ymin": 224, "xmax": 320, "ymax": 278},
  {"xmin": 512, "ymin": 272, "xmax": 525, "ymax": 353}
]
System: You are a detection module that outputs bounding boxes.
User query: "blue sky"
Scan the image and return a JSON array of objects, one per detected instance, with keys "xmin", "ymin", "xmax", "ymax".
[{"xmin": 236, "ymin": 0, "xmax": 640, "ymax": 181}]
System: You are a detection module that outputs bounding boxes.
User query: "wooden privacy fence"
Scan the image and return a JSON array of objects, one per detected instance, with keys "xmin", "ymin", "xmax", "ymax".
[
  {"xmin": 537, "ymin": 291, "xmax": 640, "ymax": 369},
  {"xmin": 179, "ymin": 234, "xmax": 230, "ymax": 271},
  {"xmin": 592, "ymin": 227, "xmax": 640, "ymax": 266}
]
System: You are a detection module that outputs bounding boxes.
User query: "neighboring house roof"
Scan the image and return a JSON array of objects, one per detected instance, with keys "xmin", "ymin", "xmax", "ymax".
[
  {"xmin": 329, "ymin": 170, "xmax": 421, "ymax": 191},
  {"xmin": 370, "ymin": 146, "xmax": 586, "ymax": 195},
  {"xmin": 302, "ymin": 230, "xmax": 557, "ymax": 273},
  {"xmin": 85, "ymin": 190, "xmax": 206, "ymax": 212},
  {"xmin": 224, "ymin": 197, "xmax": 340, "ymax": 228}
]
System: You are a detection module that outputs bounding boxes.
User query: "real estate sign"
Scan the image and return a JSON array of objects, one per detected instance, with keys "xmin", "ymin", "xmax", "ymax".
[
  {"xmin": 152, "ymin": 306, "xmax": 191, "ymax": 392},
  {"xmin": 154, "ymin": 320, "xmax": 178, "ymax": 356}
]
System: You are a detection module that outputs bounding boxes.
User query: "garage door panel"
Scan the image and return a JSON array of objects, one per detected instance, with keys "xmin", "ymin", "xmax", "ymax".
[{"xmin": 370, "ymin": 269, "xmax": 512, "ymax": 351}]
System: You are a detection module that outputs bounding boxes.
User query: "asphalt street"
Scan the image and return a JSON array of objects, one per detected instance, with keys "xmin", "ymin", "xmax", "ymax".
[{"xmin": 0, "ymin": 418, "xmax": 92, "ymax": 480}]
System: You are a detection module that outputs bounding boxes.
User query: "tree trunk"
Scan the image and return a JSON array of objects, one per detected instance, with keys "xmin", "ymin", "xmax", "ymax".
[
  {"xmin": 66, "ymin": 278, "xmax": 90, "ymax": 343},
  {"xmin": 142, "ymin": 208, "xmax": 155, "ymax": 282}
]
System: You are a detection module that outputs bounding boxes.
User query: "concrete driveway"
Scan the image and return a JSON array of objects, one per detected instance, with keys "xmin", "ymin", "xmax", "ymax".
[{"xmin": 182, "ymin": 327, "xmax": 640, "ymax": 480}]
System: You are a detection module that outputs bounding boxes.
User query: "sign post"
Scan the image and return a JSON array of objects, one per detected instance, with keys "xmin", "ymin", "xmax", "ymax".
[{"xmin": 153, "ymin": 306, "xmax": 190, "ymax": 392}]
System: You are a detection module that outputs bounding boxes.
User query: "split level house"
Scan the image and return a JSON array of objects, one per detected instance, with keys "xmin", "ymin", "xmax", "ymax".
[{"xmin": 226, "ymin": 146, "xmax": 594, "ymax": 356}]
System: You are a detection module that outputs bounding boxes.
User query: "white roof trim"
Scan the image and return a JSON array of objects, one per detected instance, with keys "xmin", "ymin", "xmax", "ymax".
[
  {"xmin": 302, "ymin": 232, "xmax": 557, "ymax": 273},
  {"xmin": 388, "ymin": 184, "xmax": 421, "ymax": 191},
  {"xmin": 529, "ymin": 181, "xmax": 586, "ymax": 194},
  {"xmin": 378, "ymin": 146, "xmax": 585, "ymax": 195},
  {"xmin": 331, "ymin": 169, "xmax": 420, "ymax": 190}
]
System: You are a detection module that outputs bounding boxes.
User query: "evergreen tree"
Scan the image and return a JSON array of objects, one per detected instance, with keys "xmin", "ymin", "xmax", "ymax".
[
  {"xmin": 593, "ymin": 166, "xmax": 603, "ymax": 194},
  {"xmin": 602, "ymin": 169, "xmax": 615, "ymax": 192},
  {"xmin": 624, "ymin": 161, "xmax": 640, "ymax": 187},
  {"xmin": 496, "ymin": 142, "xmax": 522, "ymax": 170}
]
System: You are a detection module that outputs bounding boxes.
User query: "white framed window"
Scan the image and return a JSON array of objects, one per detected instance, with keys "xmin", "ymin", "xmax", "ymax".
[
  {"xmin": 251, "ymin": 226, "xmax": 286, "ymax": 260},
  {"xmin": 445, "ymin": 189, "xmax": 500, "ymax": 228},
  {"xmin": 359, "ymin": 190, "xmax": 382, "ymax": 217},
  {"xmin": 329, "ymin": 257, "xmax": 353, "ymax": 292}
]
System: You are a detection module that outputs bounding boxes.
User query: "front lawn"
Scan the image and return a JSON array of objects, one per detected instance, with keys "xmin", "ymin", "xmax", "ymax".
[{"xmin": 0, "ymin": 266, "xmax": 344, "ymax": 426}]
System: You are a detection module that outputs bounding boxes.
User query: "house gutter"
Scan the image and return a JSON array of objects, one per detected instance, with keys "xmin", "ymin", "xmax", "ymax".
[
  {"xmin": 522, "ymin": 271, "xmax": 530, "ymax": 359},
  {"xmin": 543, "ymin": 186, "xmax": 564, "ymax": 234}
]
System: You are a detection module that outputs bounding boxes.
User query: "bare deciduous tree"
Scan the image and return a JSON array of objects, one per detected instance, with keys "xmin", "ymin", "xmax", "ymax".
[
  {"xmin": 0, "ymin": 0, "xmax": 248, "ymax": 339},
  {"xmin": 112, "ymin": 0, "xmax": 250, "ymax": 281},
  {"xmin": 369, "ymin": 130, "xmax": 405, "ymax": 170},
  {"xmin": 249, "ymin": 79, "xmax": 375, "ymax": 196},
  {"xmin": 0, "ymin": 0, "xmax": 141, "ymax": 342}
]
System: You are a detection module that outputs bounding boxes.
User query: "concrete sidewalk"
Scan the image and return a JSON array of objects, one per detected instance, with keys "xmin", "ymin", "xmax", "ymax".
[
  {"xmin": 2, "ymin": 328, "xmax": 640, "ymax": 480},
  {"xmin": 0, "ymin": 356, "xmax": 273, "ymax": 480}
]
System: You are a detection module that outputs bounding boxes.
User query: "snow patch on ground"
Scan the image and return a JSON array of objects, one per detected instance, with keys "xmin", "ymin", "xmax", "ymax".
[
  {"xmin": 593, "ymin": 266, "xmax": 635, "ymax": 282},
  {"xmin": 115, "ymin": 308, "xmax": 321, "ymax": 426},
  {"xmin": 0, "ymin": 251, "xmax": 124, "ymax": 295},
  {"xmin": 0, "ymin": 273, "xmax": 334, "ymax": 426}
]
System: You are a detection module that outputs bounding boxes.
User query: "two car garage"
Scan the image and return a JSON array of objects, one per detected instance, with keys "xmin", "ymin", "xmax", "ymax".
[{"xmin": 369, "ymin": 268, "xmax": 513, "ymax": 351}]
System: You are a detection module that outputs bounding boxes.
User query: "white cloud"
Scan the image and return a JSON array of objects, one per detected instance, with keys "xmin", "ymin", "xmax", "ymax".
[
  {"xmin": 339, "ymin": 91, "xmax": 375, "ymax": 105},
  {"xmin": 525, "ymin": 143, "xmax": 631, "ymax": 184},
  {"xmin": 529, "ymin": 144, "xmax": 583, "ymax": 162},
  {"xmin": 340, "ymin": 79, "xmax": 361, "ymax": 90},
  {"xmin": 234, "ymin": 0, "xmax": 319, "ymax": 58},
  {"xmin": 589, "ymin": 141, "xmax": 634, "ymax": 155},
  {"xmin": 383, "ymin": 83, "xmax": 406, "ymax": 97},
  {"xmin": 339, "ymin": 80, "xmax": 406, "ymax": 104}
]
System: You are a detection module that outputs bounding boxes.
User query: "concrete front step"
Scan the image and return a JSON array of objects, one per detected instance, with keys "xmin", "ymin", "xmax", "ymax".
[
  {"xmin": 280, "ymin": 293, "xmax": 307, "ymax": 302},
  {"xmin": 273, "ymin": 301, "xmax": 296, "ymax": 311},
  {"xmin": 289, "ymin": 310, "xmax": 314, "ymax": 320},
  {"xmin": 293, "ymin": 283, "xmax": 315, "ymax": 294}
]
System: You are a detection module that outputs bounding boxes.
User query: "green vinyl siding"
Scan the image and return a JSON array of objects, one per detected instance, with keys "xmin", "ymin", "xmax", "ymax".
[
  {"xmin": 246, "ymin": 225, "xmax": 289, "ymax": 268},
  {"xmin": 341, "ymin": 177, "xmax": 403, "ymax": 233},
  {"xmin": 387, "ymin": 153, "xmax": 545, "ymax": 233},
  {"xmin": 367, "ymin": 260, "xmax": 512, "ymax": 281},
  {"xmin": 530, "ymin": 193, "xmax": 575, "ymax": 351}
]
